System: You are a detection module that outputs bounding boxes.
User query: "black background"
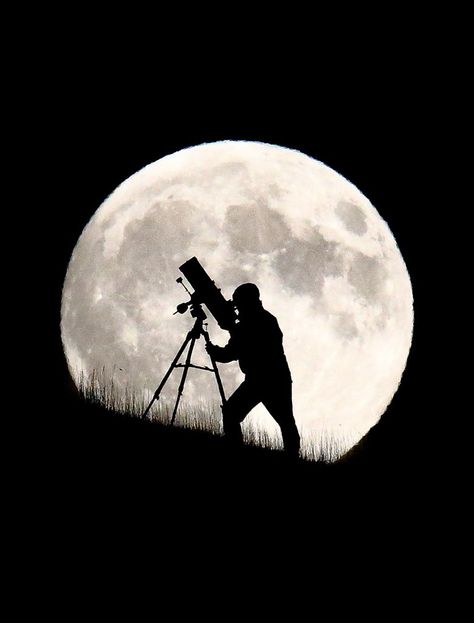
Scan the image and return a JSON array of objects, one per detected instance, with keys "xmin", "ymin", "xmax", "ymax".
[{"xmin": 22, "ymin": 30, "xmax": 455, "ymax": 607}]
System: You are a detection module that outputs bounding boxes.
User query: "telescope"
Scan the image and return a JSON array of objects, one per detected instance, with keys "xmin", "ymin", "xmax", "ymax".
[
  {"xmin": 142, "ymin": 257, "xmax": 235, "ymax": 422},
  {"xmin": 174, "ymin": 256, "xmax": 237, "ymax": 332}
]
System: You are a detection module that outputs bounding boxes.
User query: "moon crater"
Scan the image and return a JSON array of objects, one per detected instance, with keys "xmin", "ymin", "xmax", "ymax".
[
  {"xmin": 336, "ymin": 200, "xmax": 368, "ymax": 235},
  {"xmin": 224, "ymin": 200, "xmax": 291, "ymax": 254}
]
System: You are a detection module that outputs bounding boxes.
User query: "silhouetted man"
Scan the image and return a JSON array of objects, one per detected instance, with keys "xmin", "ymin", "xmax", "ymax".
[{"xmin": 206, "ymin": 283, "xmax": 300, "ymax": 458}]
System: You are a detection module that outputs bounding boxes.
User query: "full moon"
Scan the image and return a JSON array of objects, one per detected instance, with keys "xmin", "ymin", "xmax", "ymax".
[{"xmin": 61, "ymin": 141, "xmax": 413, "ymax": 460}]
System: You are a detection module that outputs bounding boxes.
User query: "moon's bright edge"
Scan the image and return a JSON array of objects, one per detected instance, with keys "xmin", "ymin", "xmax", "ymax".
[{"xmin": 61, "ymin": 141, "xmax": 413, "ymax": 460}]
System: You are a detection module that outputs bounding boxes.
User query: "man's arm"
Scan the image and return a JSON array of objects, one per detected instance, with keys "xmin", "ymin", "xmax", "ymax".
[{"xmin": 206, "ymin": 337, "xmax": 238, "ymax": 363}]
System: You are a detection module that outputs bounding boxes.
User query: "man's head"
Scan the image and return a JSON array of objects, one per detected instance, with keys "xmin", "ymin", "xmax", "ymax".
[{"xmin": 232, "ymin": 283, "xmax": 262, "ymax": 317}]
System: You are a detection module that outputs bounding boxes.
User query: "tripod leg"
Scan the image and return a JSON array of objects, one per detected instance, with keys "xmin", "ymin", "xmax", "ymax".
[
  {"xmin": 142, "ymin": 332, "xmax": 193, "ymax": 420},
  {"xmin": 170, "ymin": 335, "xmax": 197, "ymax": 425},
  {"xmin": 202, "ymin": 330, "xmax": 227, "ymax": 405}
]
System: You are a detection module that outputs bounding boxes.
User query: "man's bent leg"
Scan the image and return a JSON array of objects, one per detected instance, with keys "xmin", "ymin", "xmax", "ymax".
[{"xmin": 222, "ymin": 380, "xmax": 260, "ymax": 446}]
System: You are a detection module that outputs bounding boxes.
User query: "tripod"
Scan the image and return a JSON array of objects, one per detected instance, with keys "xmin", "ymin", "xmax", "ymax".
[{"xmin": 142, "ymin": 303, "xmax": 227, "ymax": 424}]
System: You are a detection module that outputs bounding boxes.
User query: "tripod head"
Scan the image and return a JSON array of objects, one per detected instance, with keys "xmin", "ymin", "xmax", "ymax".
[{"xmin": 174, "ymin": 291, "xmax": 207, "ymax": 323}]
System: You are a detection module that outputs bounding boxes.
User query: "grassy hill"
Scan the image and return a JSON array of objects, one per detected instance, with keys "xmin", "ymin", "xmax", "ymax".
[{"xmin": 39, "ymin": 381, "xmax": 418, "ymax": 506}]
